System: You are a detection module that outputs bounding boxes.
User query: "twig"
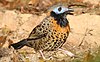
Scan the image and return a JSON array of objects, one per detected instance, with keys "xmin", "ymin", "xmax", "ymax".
[{"xmin": 78, "ymin": 28, "xmax": 88, "ymax": 47}]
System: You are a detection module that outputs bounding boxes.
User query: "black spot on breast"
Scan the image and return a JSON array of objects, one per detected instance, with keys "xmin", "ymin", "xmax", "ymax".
[
  {"xmin": 54, "ymin": 30, "xmax": 57, "ymax": 32},
  {"xmin": 47, "ymin": 23, "xmax": 49, "ymax": 25},
  {"xmin": 42, "ymin": 26, "xmax": 44, "ymax": 28},
  {"xmin": 61, "ymin": 41, "xmax": 63, "ymax": 43},
  {"xmin": 63, "ymin": 38, "xmax": 66, "ymax": 41},
  {"xmin": 43, "ymin": 23, "xmax": 45, "ymax": 25},
  {"xmin": 54, "ymin": 32, "xmax": 56, "ymax": 34},
  {"xmin": 39, "ymin": 28, "xmax": 42, "ymax": 31},
  {"xmin": 51, "ymin": 35, "xmax": 55, "ymax": 39},
  {"xmin": 54, "ymin": 42, "xmax": 57, "ymax": 44},
  {"xmin": 46, "ymin": 28, "xmax": 48, "ymax": 30},
  {"xmin": 53, "ymin": 30, "xmax": 56, "ymax": 32},
  {"xmin": 52, "ymin": 40, "xmax": 55, "ymax": 42},
  {"xmin": 56, "ymin": 36, "xmax": 58, "ymax": 38},
  {"xmin": 45, "ymin": 44, "xmax": 48, "ymax": 47},
  {"xmin": 48, "ymin": 43, "xmax": 50, "ymax": 44},
  {"xmin": 49, "ymin": 30, "xmax": 51, "ymax": 32},
  {"xmin": 59, "ymin": 39, "xmax": 62, "ymax": 41},
  {"xmin": 56, "ymin": 39, "xmax": 58, "ymax": 42},
  {"xmin": 43, "ymin": 30, "xmax": 46, "ymax": 33},
  {"xmin": 54, "ymin": 46, "xmax": 57, "ymax": 48},
  {"xmin": 58, "ymin": 33, "xmax": 60, "ymax": 35},
  {"xmin": 64, "ymin": 33, "xmax": 66, "ymax": 36},
  {"xmin": 48, "ymin": 36, "xmax": 50, "ymax": 38},
  {"xmin": 59, "ymin": 37, "xmax": 62, "ymax": 39},
  {"xmin": 49, "ymin": 45, "xmax": 52, "ymax": 47},
  {"xmin": 64, "ymin": 36, "xmax": 67, "ymax": 38},
  {"xmin": 57, "ymin": 42, "xmax": 60, "ymax": 45},
  {"xmin": 61, "ymin": 35, "xmax": 63, "ymax": 37}
]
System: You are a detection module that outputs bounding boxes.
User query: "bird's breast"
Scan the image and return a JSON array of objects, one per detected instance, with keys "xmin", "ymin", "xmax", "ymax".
[{"xmin": 50, "ymin": 19, "xmax": 70, "ymax": 33}]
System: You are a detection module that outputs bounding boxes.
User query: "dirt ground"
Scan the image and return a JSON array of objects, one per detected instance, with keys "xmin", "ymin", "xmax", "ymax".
[{"xmin": 0, "ymin": 0, "xmax": 100, "ymax": 62}]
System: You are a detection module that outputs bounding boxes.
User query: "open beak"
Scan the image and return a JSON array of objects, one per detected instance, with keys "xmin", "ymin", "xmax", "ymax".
[
  {"xmin": 66, "ymin": 8, "xmax": 74, "ymax": 15},
  {"xmin": 67, "ymin": 8, "xmax": 74, "ymax": 12}
]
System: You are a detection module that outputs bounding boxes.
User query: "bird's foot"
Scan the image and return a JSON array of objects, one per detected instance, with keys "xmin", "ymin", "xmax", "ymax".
[
  {"xmin": 42, "ymin": 56, "xmax": 53, "ymax": 60},
  {"xmin": 58, "ymin": 48, "xmax": 76, "ymax": 58}
]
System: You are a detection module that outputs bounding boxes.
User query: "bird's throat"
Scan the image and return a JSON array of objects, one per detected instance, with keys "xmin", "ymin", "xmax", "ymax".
[
  {"xmin": 56, "ymin": 17, "xmax": 68, "ymax": 27},
  {"xmin": 50, "ymin": 11, "xmax": 69, "ymax": 27}
]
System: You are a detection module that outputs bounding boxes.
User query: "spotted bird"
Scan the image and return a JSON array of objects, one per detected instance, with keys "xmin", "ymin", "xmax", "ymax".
[{"xmin": 10, "ymin": 4, "xmax": 74, "ymax": 59}]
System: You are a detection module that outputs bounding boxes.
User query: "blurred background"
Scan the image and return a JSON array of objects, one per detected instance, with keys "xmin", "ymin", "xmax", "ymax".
[{"xmin": 0, "ymin": 0, "xmax": 100, "ymax": 62}]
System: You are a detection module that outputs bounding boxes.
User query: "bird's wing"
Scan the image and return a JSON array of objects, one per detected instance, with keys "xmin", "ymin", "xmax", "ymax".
[
  {"xmin": 27, "ymin": 32, "xmax": 48, "ymax": 41},
  {"xmin": 27, "ymin": 17, "xmax": 50, "ymax": 40}
]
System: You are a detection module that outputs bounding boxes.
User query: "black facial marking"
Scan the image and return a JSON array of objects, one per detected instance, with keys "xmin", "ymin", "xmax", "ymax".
[{"xmin": 50, "ymin": 11, "xmax": 69, "ymax": 27}]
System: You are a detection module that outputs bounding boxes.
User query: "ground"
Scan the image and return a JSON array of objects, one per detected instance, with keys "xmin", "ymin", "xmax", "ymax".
[{"xmin": 0, "ymin": 0, "xmax": 100, "ymax": 62}]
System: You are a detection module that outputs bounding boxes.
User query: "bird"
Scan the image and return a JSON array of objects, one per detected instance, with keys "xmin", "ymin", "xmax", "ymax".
[{"xmin": 10, "ymin": 4, "xmax": 75, "ymax": 59}]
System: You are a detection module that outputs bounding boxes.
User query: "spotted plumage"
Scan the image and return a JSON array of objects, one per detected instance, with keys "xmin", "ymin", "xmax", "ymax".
[
  {"xmin": 26, "ymin": 16, "xmax": 70, "ymax": 51},
  {"xmin": 10, "ymin": 5, "xmax": 74, "ymax": 58}
]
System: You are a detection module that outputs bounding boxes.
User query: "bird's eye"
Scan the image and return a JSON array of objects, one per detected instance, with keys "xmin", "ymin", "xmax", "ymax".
[{"xmin": 58, "ymin": 7, "xmax": 62, "ymax": 11}]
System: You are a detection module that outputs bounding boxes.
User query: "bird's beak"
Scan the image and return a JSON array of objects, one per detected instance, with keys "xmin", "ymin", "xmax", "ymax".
[
  {"xmin": 65, "ymin": 8, "xmax": 74, "ymax": 15},
  {"xmin": 67, "ymin": 8, "xmax": 74, "ymax": 12}
]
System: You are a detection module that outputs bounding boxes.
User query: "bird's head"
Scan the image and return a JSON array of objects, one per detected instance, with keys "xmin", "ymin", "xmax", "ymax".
[
  {"xmin": 52, "ymin": 6, "xmax": 74, "ymax": 15},
  {"xmin": 50, "ymin": 6, "xmax": 74, "ymax": 19},
  {"xmin": 47, "ymin": 5, "xmax": 74, "ymax": 27}
]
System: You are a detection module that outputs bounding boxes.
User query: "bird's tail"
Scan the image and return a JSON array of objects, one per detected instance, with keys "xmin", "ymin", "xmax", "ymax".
[{"xmin": 9, "ymin": 39, "xmax": 27, "ymax": 49}]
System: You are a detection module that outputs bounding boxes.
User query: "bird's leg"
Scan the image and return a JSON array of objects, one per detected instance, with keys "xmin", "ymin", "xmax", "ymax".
[
  {"xmin": 39, "ymin": 50, "xmax": 46, "ymax": 59},
  {"xmin": 39, "ymin": 50, "xmax": 52, "ymax": 60},
  {"xmin": 58, "ymin": 48, "xmax": 75, "ymax": 57}
]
